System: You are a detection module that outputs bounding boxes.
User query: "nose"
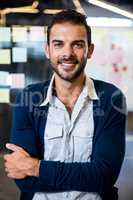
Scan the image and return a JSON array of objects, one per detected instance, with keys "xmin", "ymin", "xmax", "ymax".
[{"xmin": 62, "ymin": 44, "xmax": 75, "ymax": 58}]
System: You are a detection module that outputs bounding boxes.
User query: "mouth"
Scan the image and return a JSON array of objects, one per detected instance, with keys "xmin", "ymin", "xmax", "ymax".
[
  {"xmin": 58, "ymin": 59, "xmax": 78, "ymax": 71},
  {"xmin": 59, "ymin": 62, "xmax": 76, "ymax": 71}
]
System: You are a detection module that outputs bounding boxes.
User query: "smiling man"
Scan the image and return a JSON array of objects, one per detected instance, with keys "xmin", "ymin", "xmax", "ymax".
[
  {"xmin": 46, "ymin": 22, "xmax": 93, "ymax": 82},
  {"xmin": 4, "ymin": 10, "xmax": 126, "ymax": 200}
]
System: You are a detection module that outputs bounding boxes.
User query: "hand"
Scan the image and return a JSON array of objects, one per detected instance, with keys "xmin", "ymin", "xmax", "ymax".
[{"xmin": 4, "ymin": 143, "xmax": 40, "ymax": 179}]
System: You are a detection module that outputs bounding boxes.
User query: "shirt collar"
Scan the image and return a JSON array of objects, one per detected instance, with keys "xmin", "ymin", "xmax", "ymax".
[
  {"xmin": 85, "ymin": 77, "xmax": 99, "ymax": 100},
  {"xmin": 40, "ymin": 74, "xmax": 55, "ymax": 107},
  {"xmin": 40, "ymin": 74, "xmax": 99, "ymax": 107}
]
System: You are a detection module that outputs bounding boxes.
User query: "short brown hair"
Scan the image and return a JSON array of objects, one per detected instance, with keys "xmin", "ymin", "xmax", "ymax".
[{"xmin": 47, "ymin": 9, "xmax": 92, "ymax": 46}]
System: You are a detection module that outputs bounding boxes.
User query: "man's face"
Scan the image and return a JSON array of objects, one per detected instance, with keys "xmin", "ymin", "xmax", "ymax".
[{"xmin": 45, "ymin": 22, "xmax": 94, "ymax": 82}]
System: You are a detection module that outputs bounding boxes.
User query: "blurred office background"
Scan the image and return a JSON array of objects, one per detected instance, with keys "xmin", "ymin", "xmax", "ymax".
[{"xmin": 0, "ymin": 0, "xmax": 133, "ymax": 199}]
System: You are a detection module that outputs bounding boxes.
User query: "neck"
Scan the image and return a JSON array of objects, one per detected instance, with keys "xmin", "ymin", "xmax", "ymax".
[{"xmin": 54, "ymin": 73, "xmax": 85, "ymax": 112}]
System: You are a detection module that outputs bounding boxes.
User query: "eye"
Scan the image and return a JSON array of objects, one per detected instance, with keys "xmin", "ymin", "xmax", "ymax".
[
  {"xmin": 53, "ymin": 42, "xmax": 63, "ymax": 49},
  {"xmin": 73, "ymin": 43, "xmax": 84, "ymax": 49}
]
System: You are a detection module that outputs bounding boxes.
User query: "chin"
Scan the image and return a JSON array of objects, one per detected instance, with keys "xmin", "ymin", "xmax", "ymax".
[
  {"xmin": 53, "ymin": 65, "xmax": 84, "ymax": 81},
  {"xmin": 59, "ymin": 73, "xmax": 81, "ymax": 82}
]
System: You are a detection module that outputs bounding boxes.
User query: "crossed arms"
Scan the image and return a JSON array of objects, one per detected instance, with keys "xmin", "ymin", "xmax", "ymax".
[{"xmin": 4, "ymin": 87, "xmax": 127, "ymax": 195}]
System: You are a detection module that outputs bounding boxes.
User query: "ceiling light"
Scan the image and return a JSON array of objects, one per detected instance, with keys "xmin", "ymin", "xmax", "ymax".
[
  {"xmin": 86, "ymin": 17, "xmax": 133, "ymax": 27},
  {"xmin": 88, "ymin": 0, "xmax": 133, "ymax": 19}
]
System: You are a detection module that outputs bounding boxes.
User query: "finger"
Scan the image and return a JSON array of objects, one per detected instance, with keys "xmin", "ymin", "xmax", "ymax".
[
  {"xmin": 6, "ymin": 144, "xmax": 29, "ymax": 156},
  {"xmin": 4, "ymin": 160, "xmax": 14, "ymax": 169},
  {"xmin": 4, "ymin": 154, "xmax": 16, "ymax": 162},
  {"xmin": 6, "ymin": 143, "xmax": 24, "ymax": 152},
  {"xmin": 5, "ymin": 167, "xmax": 9, "ymax": 172},
  {"xmin": 7, "ymin": 171, "xmax": 27, "ymax": 179},
  {"xmin": 4, "ymin": 161, "xmax": 9, "ymax": 168},
  {"xmin": 4, "ymin": 154, "xmax": 12, "ymax": 161}
]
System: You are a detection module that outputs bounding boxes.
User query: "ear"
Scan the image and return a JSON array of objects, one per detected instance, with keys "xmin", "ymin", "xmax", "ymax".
[
  {"xmin": 45, "ymin": 44, "xmax": 50, "ymax": 59},
  {"xmin": 87, "ymin": 44, "xmax": 94, "ymax": 59}
]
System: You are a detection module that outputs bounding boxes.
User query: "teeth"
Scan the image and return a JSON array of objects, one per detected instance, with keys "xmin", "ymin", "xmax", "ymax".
[
  {"xmin": 60, "ymin": 63, "xmax": 75, "ymax": 70},
  {"xmin": 62, "ymin": 63, "xmax": 74, "ymax": 65}
]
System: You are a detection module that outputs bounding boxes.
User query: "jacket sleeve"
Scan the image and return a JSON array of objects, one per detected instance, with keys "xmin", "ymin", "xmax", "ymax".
[
  {"xmin": 10, "ymin": 91, "xmax": 57, "ymax": 192},
  {"xmin": 11, "ymin": 90, "xmax": 67, "ymax": 193},
  {"xmin": 11, "ymin": 89, "xmax": 126, "ymax": 195},
  {"xmin": 37, "ymin": 90, "xmax": 127, "ymax": 195}
]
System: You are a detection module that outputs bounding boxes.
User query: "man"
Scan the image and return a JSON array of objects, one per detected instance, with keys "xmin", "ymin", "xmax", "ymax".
[{"xmin": 4, "ymin": 10, "xmax": 126, "ymax": 200}]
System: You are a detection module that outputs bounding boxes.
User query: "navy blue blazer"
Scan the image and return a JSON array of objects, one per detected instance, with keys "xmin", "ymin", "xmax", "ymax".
[{"xmin": 10, "ymin": 79, "xmax": 127, "ymax": 200}]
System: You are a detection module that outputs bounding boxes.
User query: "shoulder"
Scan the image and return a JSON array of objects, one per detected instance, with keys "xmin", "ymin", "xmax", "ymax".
[
  {"xmin": 93, "ymin": 79, "xmax": 119, "ymax": 93},
  {"xmin": 24, "ymin": 80, "xmax": 50, "ymax": 93},
  {"xmin": 92, "ymin": 79, "xmax": 126, "ymax": 112},
  {"xmin": 92, "ymin": 79, "xmax": 125, "ymax": 99},
  {"xmin": 15, "ymin": 80, "xmax": 51, "ymax": 106}
]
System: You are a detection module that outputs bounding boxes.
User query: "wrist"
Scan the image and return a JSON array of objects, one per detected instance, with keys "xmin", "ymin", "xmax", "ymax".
[{"xmin": 26, "ymin": 158, "xmax": 40, "ymax": 177}]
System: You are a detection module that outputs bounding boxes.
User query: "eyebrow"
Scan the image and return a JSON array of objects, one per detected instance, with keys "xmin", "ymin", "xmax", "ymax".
[
  {"xmin": 73, "ymin": 40, "xmax": 85, "ymax": 43},
  {"xmin": 72, "ymin": 40, "xmax": 85, "ymax": 44},
  {"xmin": 52, "ymin": 40, "xmax": 63, "ymax": 43},
  {"xmin": 51, "ymin": 40, "xmax": 85, "ymax": 43}
]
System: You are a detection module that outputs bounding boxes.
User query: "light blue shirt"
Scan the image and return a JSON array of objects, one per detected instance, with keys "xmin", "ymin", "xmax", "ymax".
[{"xmin": 33, "ymin": 75, "xmax": 101, "ymax": 200}]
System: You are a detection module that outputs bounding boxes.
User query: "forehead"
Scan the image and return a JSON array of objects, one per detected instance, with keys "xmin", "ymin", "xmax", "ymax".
[{"xmin": 49, "ymin": 22, "xmax": 88, "ymax": 42}]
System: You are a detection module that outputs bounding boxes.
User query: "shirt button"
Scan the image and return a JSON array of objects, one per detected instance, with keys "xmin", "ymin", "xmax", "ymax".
[
  {"xmin": 63, "ymin": 192, "xmax": 67, "ymax": 197},
  {"xmin": 63, "ymin": 192, "xmax": 70, "ymax": 198}
]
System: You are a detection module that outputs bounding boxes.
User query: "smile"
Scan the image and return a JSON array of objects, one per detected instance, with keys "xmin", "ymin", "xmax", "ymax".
[{"xmin": 60, "ymin": 63, "xmax": 76, "ymax": 70}]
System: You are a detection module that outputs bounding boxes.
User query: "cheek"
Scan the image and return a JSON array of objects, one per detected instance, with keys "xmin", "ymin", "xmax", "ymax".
[
  {"xmin": 50, "ymin": 55, "xmax": 60, "ymax": 67},
  {"xmin": 75, "ymin": 47, "xmax": 87, "ymax": 56},
  {"xmin": 49, "ymin": 50, "xmax": 58, "ymax": 61},
  {"xmin": 76, "ymin": 50, "xmax": 87, "ymax": 61}
]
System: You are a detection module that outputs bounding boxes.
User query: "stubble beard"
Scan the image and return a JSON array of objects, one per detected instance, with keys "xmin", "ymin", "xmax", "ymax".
[{"xmin": 50, "ymin": 58, "xmax": 87, "ymax": 82}]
